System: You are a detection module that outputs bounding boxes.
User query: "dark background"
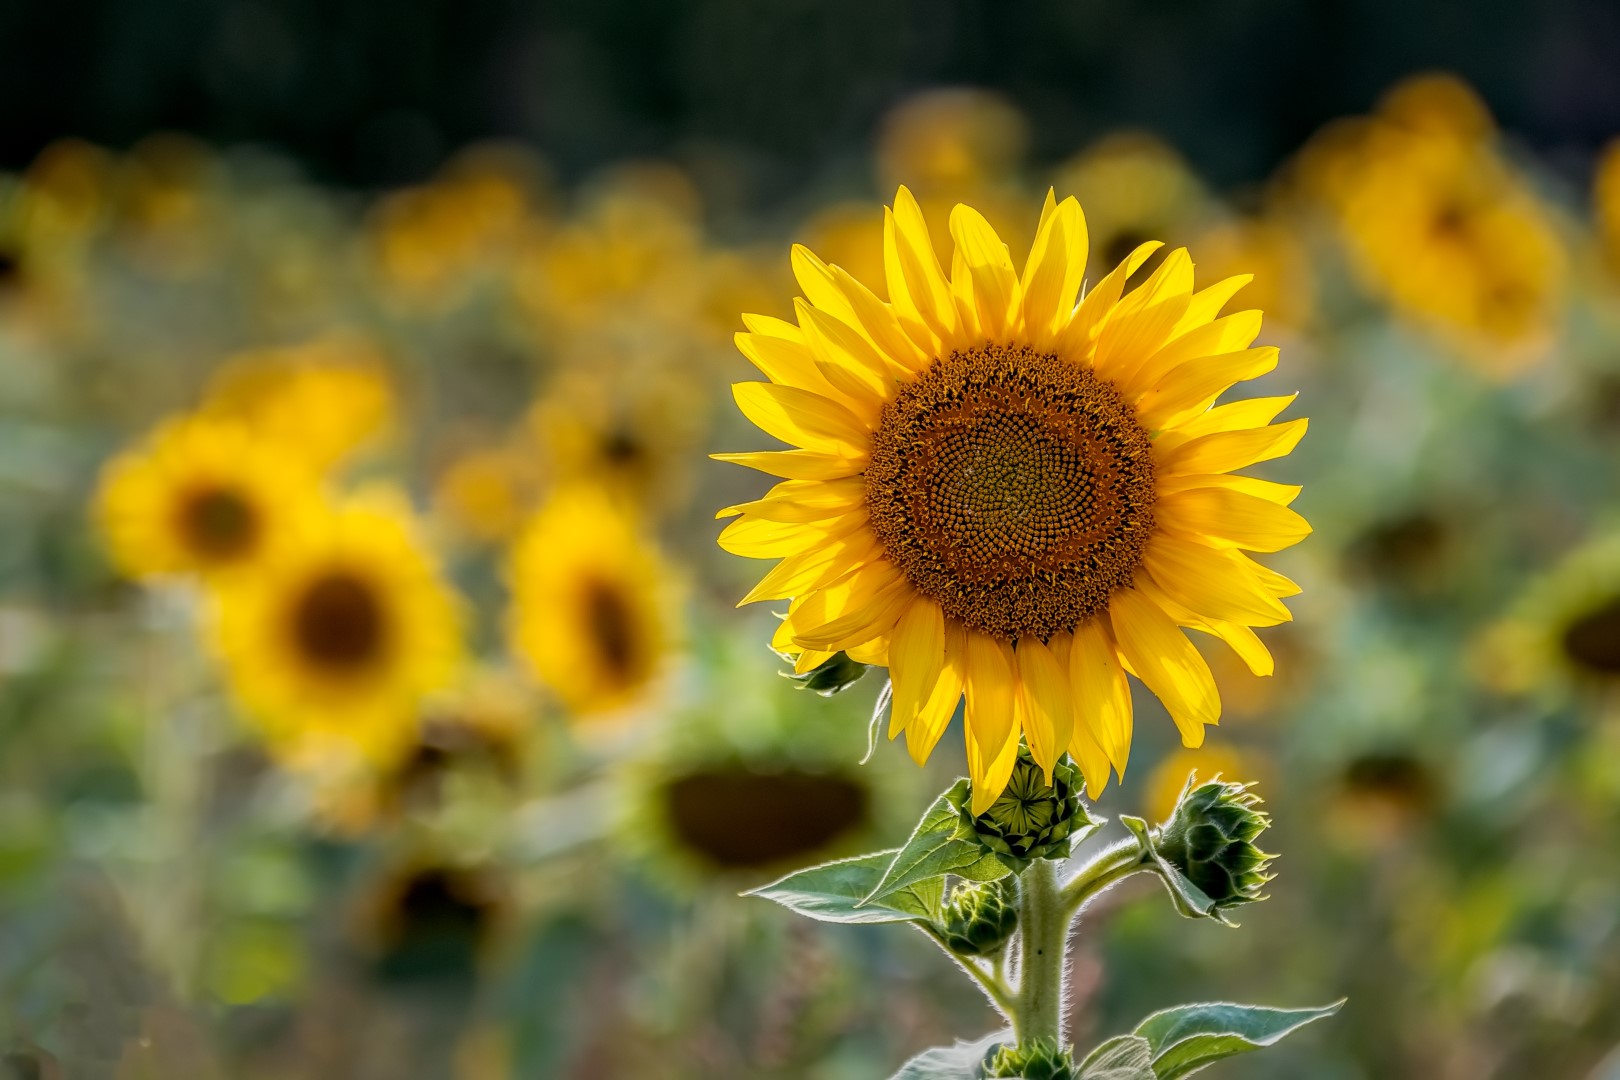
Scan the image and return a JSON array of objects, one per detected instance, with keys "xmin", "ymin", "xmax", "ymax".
[{"xmin": 3, "ymin": 0, "xmax": 1618, "ymax": 200}]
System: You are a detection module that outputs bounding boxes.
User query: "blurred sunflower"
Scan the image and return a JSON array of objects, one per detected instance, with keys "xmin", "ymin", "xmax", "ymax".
[
  {"xmin": 1298, "ymin": 73, "xmax": 1567, "ymax": 372},
  {"xmin": 355, "ymin": 858, "xmax": 510, "ymax": 987},
  {"xmin": 1596, "ymin": 139, "xmax": 1620, "ymax": 278},
  {"xmin": 1193, "ymin": 213, "xmax": 1315, "ymax": 333},
  {"xmin": 95, "ymin": 413, "xmax": 317, "ymax": 581},
  {"xmin": 432, "ymin": 443, "xmax": 541, "ymax": 544},
  {"xmin": 212, "ymin": 491, "xmax": 465, "ymax": 771},
  {"xmin": 507, "ymin": 487, "xmax": 677, "ymax": 717},
  {"xmin": 1327, "ymin": 747, "xmax": 1441, "ymax": 847},
  {"xmin": 1050, "ymin": 134, "xmax": 1210, "ymax": 287},
  {"xmin": 1478, "ymin": 532, "xmax": 1620, "ymax": 701},
  {"xmin": 202, "ymin": 335, "xmax": 396, "ymax": 470},
  {"xmin": 718, "ymin": 187, "xmax": 1309, "ymax": 811}
]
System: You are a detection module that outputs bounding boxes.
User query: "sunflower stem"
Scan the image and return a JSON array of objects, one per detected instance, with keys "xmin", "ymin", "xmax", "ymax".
[
  {"xmin": 1013, "ymin": 858, "xmax": 1068, "ymax": 1046},
  {"xmin": 1058, "ymin": 837, "xmax": 1151, "ymax": 920}
]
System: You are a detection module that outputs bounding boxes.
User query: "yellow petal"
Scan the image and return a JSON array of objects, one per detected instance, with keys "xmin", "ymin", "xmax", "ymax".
[
  {"xmin": 1133, "ymin": 347, "xmax": 1280, "ymax": 432},
  {"xmin": 1093, "ymin": 248, "xmax": 1196, "ymax": 382},
  {"xmin": 791, "ymin": 563, "xmax": 915, "ymax": 650},
  {"xmin": 796, "ymin": 297, "xmax": 905, "ymax": 407},
  {"xmin": 1157, "ymin": 472, "xmax": 1303, "ymax": 506},
  {"xmin": 741, "ymin": 312, "xmax": 803, "ymax": 340},
  {"xmin": 717, "ymin": 513, "xmax": 862, "ymax": 557},
  {"xmin": 967, "ymin": 717, "xmax": 1022, "ymax": 817},
  {"xmin": 735, "ymin": 331, "xmax": 838, "ymax": 396},
  {"xmin": 907, "ymin": 618, "xmax": 967, "ymax": 764},
  {"xmin": 888, "ymin": 598, "xmax": 945, "ymax": 740},
  {"xmin": 709, "ymin": 450, "xmax": 862, "ymax": 481},
  {"xmin": 1170, "ymin": 274, "xmax": 1253, "ymax": 336},
  {"xmin": 1019, "ymin": 195, "xmax": 1088, "ymax": 351},
  {"xmin": 1154, "ymin": 393, "xmax": 1298, "ymax": 453},
  {"xmin": 1138, "ymin": 579, "xmax": 1277, "ymax": 678},
  {"xmin": 886, "ymin": 187, "xmax": 958, "ymax": 345},
  {"xmin": 1049, "ymin": 632, "xmax": 1113, "ymax": 798},
  {"xmin": 738, "ymin": 528, "xmax": 883, "ymax": 605},
  {"xmin": 1142, "ymin": 533, "xmax": 1293, "ymax": 626},
  {"xmin": 791, "ymin": 243, "xmax": 860, "ymax": 327},
  {"xmin": 1117, "ymin": 309, "xmax": 1263, "ymax": 400},
  {"xmin": 1158, "ymin": 486, "xmax": 1313, "ymax": 552},
  {"xmin": 949, "ymin": 204, "xmax": 1020, "ymax": 342},
  {"xmin": 1058, "ymin": 241, "xmax": 1165, "ymax": 360},
  {"xmin": 1244, "ymin": 556, "xmax": 1302, "ymax": 598},
  {"xmin": 717, "ymin": 476, "xmax": 868, "ymax": 522},
  {"xmin": 962, "ymin": 632, "xmax": 1017, "ymax": 791},
  {"xmin": 732, "ymin": 382, "xmax": 872, "ymax": 457},
  {"xmin": 1157, "ymin": 418, "xmax": 1308, "ymax": 477},
  {"xmin": 1110, "ymin": 587, "xmax": 1221, "ymax": 747},
  {"xmin": 1070, "ymin": 618, "xmax": 1133, "ymax": 775},
  {"xmin": 1016, "ymin": 636, "xmax": 1073, "ymax": 784},
  {"xmin": 828, "ymin": 263, "xmax": 931, "ymax": 371}
]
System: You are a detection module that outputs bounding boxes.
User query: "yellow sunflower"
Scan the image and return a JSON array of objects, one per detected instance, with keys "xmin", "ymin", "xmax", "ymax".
[
  {"xmin": 212, "ymin": 491, "xmax": 465, "ymax": 771},
  {"xmin": 1596, "ymin": 138, "xmax": 1620, "ymax": 278},
  {"xmin": 201, "ymin": 335, "xmax": 396, "ymax": 471},
  {"xmin": 95, "ymin": 413, "xmax": 317, "ymax": 581},
  {"xmin": 717, "ymin": 187, "xmax": 1310, "ymax": 812},
  {"xmin": 507, "ymin": 487, "xmax": 676, "ymax": 716}
]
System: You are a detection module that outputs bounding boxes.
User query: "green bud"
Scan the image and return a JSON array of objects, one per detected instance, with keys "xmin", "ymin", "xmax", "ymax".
[
  {"xmin": 954, "ymin": 746, "xmax": 1097, "ymax": 873},
  {"xmin": 1154, "ymin": 777, "xmax": 1276, "ymax": 920},
  {"xmin": 779, "ymin": 651, "xmax": 869, "ymax": 696},
  {"xmin": 982, "ymin": 1037, "xmax": 1075, "ymax": 1080},
  {"xmin": 938, "ymin": 877, "xmax": 1019, "ymax": 956}
]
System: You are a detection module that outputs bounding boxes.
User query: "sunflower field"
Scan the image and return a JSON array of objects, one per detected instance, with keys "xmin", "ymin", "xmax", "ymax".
[{"xmin": 7, "ymin": 6, "xmax": 1620, "ymax": 1078}]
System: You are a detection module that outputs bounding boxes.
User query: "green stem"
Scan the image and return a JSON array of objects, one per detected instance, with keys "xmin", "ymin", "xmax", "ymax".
[
  {"xmin": 1014, "ymin": 858, "xmax": 1068, "ymax": 1045},
  {"xmin": 922, "ymin": 926, "xmax": 1016, "ymax": 1014},
  {"xmin": 1059, "ymin": 838, "xmax": 1151, "ymax": 920}
]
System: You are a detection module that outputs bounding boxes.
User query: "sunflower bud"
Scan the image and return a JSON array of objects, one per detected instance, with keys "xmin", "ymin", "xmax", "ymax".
[
  {"xmin": 937, "ymin": 877, "xmax": 1019, "ymax": 957},
  {"xmin": 1153, "ymin": 776, "xmax": 1275, "ymax": 921},
  {"xmin": 954, "ymin": 746, "xmax": 1096, "ymax": 873},
  {"xmin": 780, "ymin": 651, "xmax": 869, "ymax": 696},
  {"xmin": 981, "ymin": 1037, "xmax": 1075, "ymax": 1080}
]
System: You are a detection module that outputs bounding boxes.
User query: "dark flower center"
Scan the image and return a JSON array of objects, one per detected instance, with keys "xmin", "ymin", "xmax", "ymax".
[{"xmin": 292, "ymin": 570, "xmax": 387, "ymax": 672}]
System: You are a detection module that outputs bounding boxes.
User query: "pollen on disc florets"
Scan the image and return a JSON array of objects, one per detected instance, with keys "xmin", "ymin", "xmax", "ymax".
[{"xmin": 865, "ymin": 344, "xmax": 1157, "ymax": 642}]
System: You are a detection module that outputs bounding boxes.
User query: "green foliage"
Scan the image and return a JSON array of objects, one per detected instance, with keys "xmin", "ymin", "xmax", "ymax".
[
  {"xmin": 779, "ymin": 650, "xmax": 869, "ymax": 696},
  {"xmin": 1075, "ymin": 1001, "xmax": 1344, "ymax": 1080},
  {"xmin": 886, "ymin": 1030, "xmax": 1010, "ymax": 1080},
  {"xmin": 863, "ymin": 779, "xmax": 1010, "ymax": 905},
  {"xmin": 1074, "ymin": 1037, "xmax": 1155, "ymax": 1080},
  {"xmin": 983, "ymin": 1036, "xmax": 1076, "ymax": 1079},
  {"xmin": 745, "ymin": 850, "xmax": 942, "ymax": 924}
]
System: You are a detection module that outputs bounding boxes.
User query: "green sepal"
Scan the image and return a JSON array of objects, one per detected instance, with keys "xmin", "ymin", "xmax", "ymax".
[
  {"xmin": 1074, "ymin": 1036, "xmax": 1155, "ymax": 1080},
  {"xmin": 983, "ymin": 1036, "xmax": 1076, "ymax": 1079},
  {"xmin": 779, "ymin": 650, "xmax": 869, "ymax": 696},
  {"xmin": 885, "ymin": 1030, "xmax": 1010, "ymax": 1080},
  {"xmin": 1119, "ymin": 815, "xmax": 1225, "ymax": 924},
  {"xmin": 951, "ymin": 748, "xmax": 1099, "ymax": 874},
  {"xmin": 1132, "ymin": 1000, "xmax": 1345, "ymax": 1078},
  {"xmin": 746, "ymin": 850, "xmax": 942, "ymax": 924},
  {"xmin": 863, "ymin": 779, "xmax": 1009, "ymax": 906}
]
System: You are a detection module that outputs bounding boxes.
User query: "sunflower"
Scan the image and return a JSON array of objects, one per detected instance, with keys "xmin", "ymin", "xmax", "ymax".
[
  {"xmin": 507, "ymin": 487, "xmax": 676, "ymax": 716},
  {"xmin": 201, "ymin": 335, "xmax": 396, "ymax": 471},
  {"xmin": 717, "ymin": 187, "xmax": 1309, "ymax": 812},
  {"xmin": 211, "ymin": 491, "xmax": 465, "ymax": 770},
  {"xmin": 1050, "ymin": 134, "xmax": 1209, "ymax": 286},
  {"xmin": 95, "ymin": 413, "xmax": 317, "ymax": 581},
  {"xmin": 1596, "ymin": 138, "xmax": 1620, "ymax": 278}
]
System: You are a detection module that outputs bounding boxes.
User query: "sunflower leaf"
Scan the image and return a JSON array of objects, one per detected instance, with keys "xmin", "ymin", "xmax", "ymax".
[
  {"xmin": 886, "ymin": 1029, "xmax": 1009, "ymax": 1079},
  {"xmin": 862, "ymin": 780, "xmax": 1009, "ymax": 906},
  {"xmin": 745, "ymin": 850, "xmax": 941, "ymax": 923},
  {"xmin": 1134, "ymin": 1000, "xmax": 1344, "ymax": 1078},
  {"xmin": 1075, "ymin": 1035, "xmax": 1156, "ymax": 1079}
]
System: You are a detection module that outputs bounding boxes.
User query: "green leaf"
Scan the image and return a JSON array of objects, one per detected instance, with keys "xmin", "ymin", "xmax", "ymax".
[
  {"xmin": 864, "ymin": 780, "xmax": 1009, "ymax": 905},
  {"xmin": 1134, "ymin": 1000, "xmax": 1345, "ymax": 1078},
  {"xmin": 746, "ymin": 851, "xmax": 942, "ymax": 924},
  {"xmin": 888, "ymin": 1029, "xmax": 1009, "ymax": 1079},
  {"xmin": 1119, "ymin": 815, "xmax": 1222, "ymax": 923},
  {"xmin": 1076, "ymin": 1035, "xmax": 1155, "ymax": 1080}
]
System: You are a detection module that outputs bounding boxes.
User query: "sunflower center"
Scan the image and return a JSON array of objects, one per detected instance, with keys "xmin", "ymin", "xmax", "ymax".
[
  {"xmin": 292, "ymin": 571, "xmax": 387, "ymax": 672},
  {"xmin": 177, "ymin": 487, "xmax": 260, "ymax": 560},
  {"xmin": 662, "ymin": 767, "xmax": 869, "ymax": 869},
  {"xmin": 1561, "ymin": 598, "xmax": 1620, "ymax": 676},
  {"xmin": 584, "ymin": 578, "xmax": 638, "ymax": 680},
  {"xmin": 866, "ymin": 343, "xmax": 1156, "ymax": 641}
]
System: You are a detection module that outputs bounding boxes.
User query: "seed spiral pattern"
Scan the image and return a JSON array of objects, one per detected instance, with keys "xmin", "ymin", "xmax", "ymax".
[{"xmin": 865, "ymin": 344, "xmax": 1157, "ymax": 641}]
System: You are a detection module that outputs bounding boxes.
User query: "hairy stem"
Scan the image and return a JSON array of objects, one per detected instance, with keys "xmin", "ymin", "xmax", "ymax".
[
  {"xmin": 1060, "ymin": 838, "xmax": 1151, "ymax": 919},
  {"xmin": 1014, "ymin": 858, "xmax": 1068, "ymax": 1045}
]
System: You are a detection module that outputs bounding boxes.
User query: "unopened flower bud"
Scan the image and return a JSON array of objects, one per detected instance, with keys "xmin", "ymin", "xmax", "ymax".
[
  {"xmin": 780, "ymin": 651, "xmax": 868, "ymax": 696},
  {"xmin": 955, "ymin": 746, "xmax": 1096, "ymax": 873},
  {"xmin": 938, "ymin": 877, "xmax": 1018, "ymax": 957},
  {"xmin": 1154, "ymin": 776, "xmax": 1276, "ymax": 920},
  {"xmin": 982, "ymin": 1037, "xmax": 1075, "ymax": 1080}
]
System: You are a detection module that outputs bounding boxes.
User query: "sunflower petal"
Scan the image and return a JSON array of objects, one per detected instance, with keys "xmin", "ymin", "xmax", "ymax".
[
  {"xmin": 1171, "ymin": 274, "xmax": 1253, "ymax": 335},
  {"xmin": 1059, "ymin": 241, "xmax": 1165, "ymax": 360},
  {"xmin": 1134, "ymin": 347, "xmax": 1280, "ymax": 432},
  {"xmin": 717, "ymin": 513, "xmax": 862, "ymax": 557},
  {"xmin": 1142, "ymin": 533, "xmax": 1293, "ymax": 626},
  {"xmin": 1110, "ymin": 587, "xmax": 1221, "ymax": 747},
  {"xmin": 1118, "ymin": 309, "xmax": 1264, "ymax": 400},
  {"xmin": 1154, "ymin": 393, "xmax": 1298, "ymax": 453},
  {"xmin": 1094, "ymin": 248, "xmax": 1196, "ymax": 382},
  {"xmin": 966, "ymin": 712, "xmax": 1023, "ymax": 816},
  {"xmin": 732, "ymin": 382, "xmax": 872, "ymax": 456},
  {"xmin": 888, "ymin": 187, "xmax": 959, "ymax": 345},
  {"xmin": 828, "ymin": 263, "xmax": 931, "ymax": 371},
  {"xmin": 1071, "ymin": 618, "xmax": 1133, "ymax": 775},
  {"xmin": 1016, "ymin": 636, "xmax": 1073, "ymax": 784},
  {"xmin": 889, "ymin": 598, "xmax": 945, "ymax": 740},
  {"xmin": 738, "ymin": 528, "xmax": 883, "ymax": 605},
  {"xmin": 716, "ymin": 476, "xmax": 868, "ymax": 522},
  {"xmin": 790, "ymin": 563, "xmax": 915, "ymax": 650},
  {"xmin": 907, "ymin": 619, "xmax": 967, "ymax": 764},
  {"xmin": 949, "ymin": 204, "xmax": 1020, "ymax": 342},
  {"xmin": 1158, "ymin": 486, "xmax": 1313, "ymax": 552},
  {"xmin": 1019, "ymin": 194, "xmax": 1088, "ymax": 350},
  {"xmin": 791, "ymin": 243, "xmax": 860, "ymax": 327},
  {"xmin": 709, "ymin": 450, "xmax": 862, "ymax": 481},
  {"xmin": 963, "ymin": 632, "xmax": 1017, "ymax": 805},
  {"xmin": 1048, "ymin": 633, "xmax": 1112, "ymax": 797},
  {"xmin": 1158, "ymin": 418, "xmax": 1308, "ymax": 477}
]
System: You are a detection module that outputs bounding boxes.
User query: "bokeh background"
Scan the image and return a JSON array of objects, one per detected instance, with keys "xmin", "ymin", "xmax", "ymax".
[{"xmin": 7, "ymin": 3, "xmax": 1620, "ymax": 1078}]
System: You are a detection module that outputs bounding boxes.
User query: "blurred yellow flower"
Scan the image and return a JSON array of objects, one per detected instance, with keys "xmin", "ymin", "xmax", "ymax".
[
  {"xmin": 203, "ymin": 335, "xmax": 396, "ymax": 470},
  {"xmin": 507, "ymin": 487, "xmax": 675, "ymax": 717},
  {"xmin": 433, "ymin": 444, "xmax": 541, "ymax": 544},
  {"xmin": 1051, "ymin": 133, "xmax": 1209, "ymax": 284},
  {"xmin": 95, "ymin": 413, "xmax": 318, "ymax": 581},
  {"xmin": 1298, "ymin": 73, "xmax": 1567, "ymax": 373},
  {"xmin": 1144, "ymin": 743, "xmax": 1255, "ymax": 825},
  {"xmin": 1595, "ymin": 138, "xmax": 1620, "ymax": 278},
  {"xmin": 212, "ymin": 491, "xmax": 465, "ymax": 771},
  {"xmin": 718, "ymin": 188, "xmax": 1309, "ymax": 811},
  {"xmin": 1194, "ymin": 214, "xmax": 1315, "ymax": 332},
  {"xmin": 366, "ymin": 144, "xmax": 549, "ymax": 309},
  {"xmin": 877, "ymin": 89, "xmax": 1028, "ymax": 196}
]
